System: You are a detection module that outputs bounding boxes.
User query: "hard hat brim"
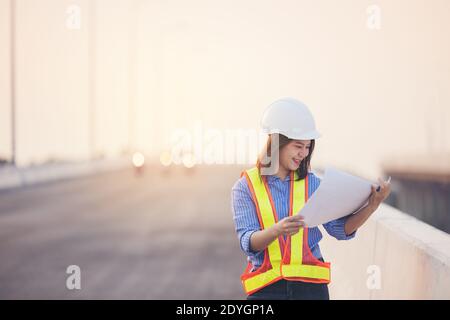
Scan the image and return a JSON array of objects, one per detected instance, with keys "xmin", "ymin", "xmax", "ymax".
[{"xmin": 262, "ymin": 128, "xmax": 322, "ymax": 140}]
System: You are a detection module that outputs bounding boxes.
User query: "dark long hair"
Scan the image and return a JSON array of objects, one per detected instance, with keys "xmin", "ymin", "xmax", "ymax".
[{"xmin": 256, "ymin": 134, "xmax": 315, "ymax": 180}]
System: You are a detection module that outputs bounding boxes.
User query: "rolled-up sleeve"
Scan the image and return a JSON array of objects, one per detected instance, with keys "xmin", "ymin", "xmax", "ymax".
[
  {"xmin": 322, "ymin": 215, "xmax": 356, "ymax": 240},
  {"xmin": 231, "ymin": 177, "xmax": 263, "ymax": 257}
]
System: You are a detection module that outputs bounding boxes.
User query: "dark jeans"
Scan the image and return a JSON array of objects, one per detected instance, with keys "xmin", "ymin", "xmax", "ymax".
[
  {"xmin": 246, "ymin": 259, "xmax": 330, "ymax": 300},
  {"xmin": 246, "ymin": 279, "xmax": 329, "ymax": 300}
]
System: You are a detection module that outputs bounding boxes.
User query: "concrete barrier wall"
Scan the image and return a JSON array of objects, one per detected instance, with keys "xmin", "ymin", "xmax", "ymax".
[{"xmin": 319, "ymin": 204, "xmax": 450, "ymax": 299}]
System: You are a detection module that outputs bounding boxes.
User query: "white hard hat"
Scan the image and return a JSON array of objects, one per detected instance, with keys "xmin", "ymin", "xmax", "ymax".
[{"xmin": 261, "ymin": 97, "xmax": 321, "ymax": 140}]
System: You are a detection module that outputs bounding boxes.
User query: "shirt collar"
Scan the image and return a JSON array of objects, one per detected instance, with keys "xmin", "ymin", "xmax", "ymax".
[{"xmin": 263, "ymin": 173, "xmax": 292, "ymax": 184}]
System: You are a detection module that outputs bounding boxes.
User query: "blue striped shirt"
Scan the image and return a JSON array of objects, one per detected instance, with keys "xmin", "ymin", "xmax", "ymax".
[{"xmin": 231, "ymin": 171, "xmax": 356, "ymax": 268}]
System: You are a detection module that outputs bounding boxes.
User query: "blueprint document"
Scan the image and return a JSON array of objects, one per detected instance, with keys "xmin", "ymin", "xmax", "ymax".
[{"xmin": 298, "ymin": 167, "xmax": 373, "ymax": 227}]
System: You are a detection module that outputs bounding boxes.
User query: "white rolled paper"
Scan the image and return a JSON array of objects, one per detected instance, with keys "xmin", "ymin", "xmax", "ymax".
[{"xmin": 299, "ymin": 167, "xmax": 372, "ymax": 227}]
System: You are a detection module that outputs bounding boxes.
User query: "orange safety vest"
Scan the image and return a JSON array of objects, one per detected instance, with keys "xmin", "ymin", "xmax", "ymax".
[{"xmin": 240, "ymin": 167, "xmax": 331, "ymax": 295}]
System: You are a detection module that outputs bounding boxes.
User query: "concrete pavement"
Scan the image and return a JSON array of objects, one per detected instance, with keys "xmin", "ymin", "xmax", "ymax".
[{"xmin": 0, "ymin": 165, "xmax": 246, "ymax": 299}]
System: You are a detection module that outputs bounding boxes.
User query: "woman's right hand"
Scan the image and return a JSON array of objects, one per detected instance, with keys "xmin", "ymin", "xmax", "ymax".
[
  {"xmin": 273, "ymin": 215, "xmax": 306, "ymax": 236},
  {"xmin": 250, "ymin": 215, "xmax": 306, "ymax": 253}
]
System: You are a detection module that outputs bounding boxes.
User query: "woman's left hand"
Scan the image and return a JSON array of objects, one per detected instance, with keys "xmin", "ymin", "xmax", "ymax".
[
  {"xmin": 368, "ymin": 178, "xmax": 392, "ymax": 210},
  {"xmin": 344, "ymin": 178, "xmax": 392, "ymax": 235}
]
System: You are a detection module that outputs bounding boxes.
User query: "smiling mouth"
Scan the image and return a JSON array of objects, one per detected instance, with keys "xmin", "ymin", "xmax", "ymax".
[{"xmin": 293, "ymin": 158, "xmax": 301, "ymax": 165}]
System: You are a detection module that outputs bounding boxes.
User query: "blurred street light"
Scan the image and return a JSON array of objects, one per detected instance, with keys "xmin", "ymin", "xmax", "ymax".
[
  {"xmin": 132, "ymin": 152, "xmax": 145, "ymax": 168},
  {"xmin": 160, "ymin": 151, "xmax": 172, "ymax": 167},
  {"xmin": 182, "ymin": 153, "xmax": 196, "ymax": 169},
  {"xmin": 132, "ymin": 151, "xmax": 145, "ymax": 176}
]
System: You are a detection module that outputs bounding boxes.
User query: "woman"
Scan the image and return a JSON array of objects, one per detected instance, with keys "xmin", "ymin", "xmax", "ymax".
[{"xmin": 231, "ymin": 97, "xmax": 391, "ymax": 300}]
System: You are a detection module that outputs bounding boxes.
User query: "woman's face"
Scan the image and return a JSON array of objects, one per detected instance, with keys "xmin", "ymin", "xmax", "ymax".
[{"xmin": 279, "ymin": 139, "xmax": 311, "ymax": 171}]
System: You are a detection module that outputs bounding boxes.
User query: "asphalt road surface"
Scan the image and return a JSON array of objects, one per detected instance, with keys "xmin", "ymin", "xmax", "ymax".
[{"xmin": 0, "ymin": 165, "xmax": 247, "ymax": 299}]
